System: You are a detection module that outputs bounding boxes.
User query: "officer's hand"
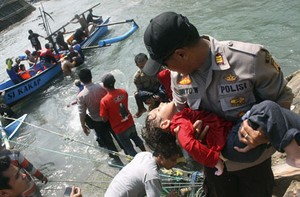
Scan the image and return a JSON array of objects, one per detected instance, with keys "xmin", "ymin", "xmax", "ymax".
[{"xmin": 234, "ymin": 120, "xmax": 268, "ymax": 152}]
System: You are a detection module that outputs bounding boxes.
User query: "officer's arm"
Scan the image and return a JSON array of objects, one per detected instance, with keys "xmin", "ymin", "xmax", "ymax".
[
  {"xmin": 236, "ymin": 49, "xmax": 293, "ymax": 152},
  {"xmin": 253, "ymin": 49, "xmax": 293, "ymax": 109}
]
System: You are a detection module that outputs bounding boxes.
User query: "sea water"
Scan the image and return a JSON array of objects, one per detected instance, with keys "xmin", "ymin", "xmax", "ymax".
[{"xmin": 0, "ymin": 0, "xmax": 299, "ymax": 196}]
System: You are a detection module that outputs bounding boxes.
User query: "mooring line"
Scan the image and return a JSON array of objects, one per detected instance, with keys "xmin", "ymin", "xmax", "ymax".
[{"xmin": 2, "ymin": 115, "xmax": 132, "ymax": 160}]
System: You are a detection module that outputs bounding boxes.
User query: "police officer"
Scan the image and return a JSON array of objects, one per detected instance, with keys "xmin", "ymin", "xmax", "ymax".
[{"xmin": 142, "ymin": 12, "xmax": 293, "ymax": 197}]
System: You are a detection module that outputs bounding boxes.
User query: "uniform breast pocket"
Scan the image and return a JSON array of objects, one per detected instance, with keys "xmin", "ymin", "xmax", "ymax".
[{"xmin": 220, "ymin": 91, "xmax": 256, "ymax": 119}]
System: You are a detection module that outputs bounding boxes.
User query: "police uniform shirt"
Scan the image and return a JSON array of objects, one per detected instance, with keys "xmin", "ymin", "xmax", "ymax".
[
  {"xmin": 171, "ymin": 36, "xmax": 294, "ymax": 171},
  {"xmin": 171, "ymin": 36, "xmax": 293, "ymax": 122}
]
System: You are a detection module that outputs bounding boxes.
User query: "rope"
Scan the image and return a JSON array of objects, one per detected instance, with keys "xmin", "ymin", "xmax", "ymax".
[
  {"xmin": 48, "ymin": 180, "xmax": 112, "ymax": 184},
  {"xmin": 2, "ymin": 115, "xmax": 204, "ymax": 193},
  {"xmin": 8, "ymin": 139, "xmax": 105, "ymax": 163},
  {"xmin": 2, "ymin": 115, "xmax": 132, "ymax": 160}
]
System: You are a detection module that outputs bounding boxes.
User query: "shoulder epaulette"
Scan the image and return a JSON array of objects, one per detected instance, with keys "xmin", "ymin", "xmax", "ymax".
[{"xmin": 226, "ymin": 41, "xmax": 264, "ymax": 56}]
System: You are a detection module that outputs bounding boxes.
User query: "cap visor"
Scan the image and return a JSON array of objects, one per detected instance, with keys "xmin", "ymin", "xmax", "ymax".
[{"xmin": 142, "ymin": 58, "xmax": 162, "ymax": 76}]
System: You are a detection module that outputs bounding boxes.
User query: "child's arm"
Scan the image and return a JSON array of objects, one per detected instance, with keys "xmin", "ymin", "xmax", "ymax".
[
  {"xmin": 172, "ymin": 116, "xmax": 220, "ymax": 168},
  {"xmin": 176, "ymin": 126, "xmax": 220, "ymax": 168}
]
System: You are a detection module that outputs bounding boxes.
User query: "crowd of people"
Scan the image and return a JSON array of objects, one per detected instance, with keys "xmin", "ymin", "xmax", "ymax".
[
  {"xmin": 1, "ymin": 9, "xmax": 300, "ymax": 197},
  {"xmin": 4, "ymin": 8, "xmax": 103, "ymax": 83}
]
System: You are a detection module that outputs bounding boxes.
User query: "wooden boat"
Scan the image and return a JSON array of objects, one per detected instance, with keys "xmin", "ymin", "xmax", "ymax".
[
  {"xmin": 0, "ymin": 62, "xmax": 62, "ymax": 106},
  {"xmin": 1, "ymin": 113, "xmax": 27, "ymax": 147},
  {"xmin": 0, "ymin": 3, "xmax": 62, "ymax": 106},
  {"xmin": 80, "ymin": 17, "xmax": 110, "ymax": 48}
]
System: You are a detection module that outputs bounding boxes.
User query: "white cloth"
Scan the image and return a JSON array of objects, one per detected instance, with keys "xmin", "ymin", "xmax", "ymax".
[
  {"xmin": 77, "ymin": 82, "xmax": 107, "ymax": 122},
  {"xmin": 105, "ymin": 152, "xmax": 162, "ymax": 197}
]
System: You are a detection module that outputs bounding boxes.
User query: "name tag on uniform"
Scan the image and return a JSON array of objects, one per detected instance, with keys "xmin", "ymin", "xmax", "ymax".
[{"xmin": 218, "ymin": 81, "xmax": 251, "ymax": 96}]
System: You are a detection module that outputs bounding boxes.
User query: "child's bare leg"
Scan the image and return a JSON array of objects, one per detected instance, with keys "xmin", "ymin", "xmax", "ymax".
[{"xmin": 285, "ymin": 139, "xmax": 300, "ymax": 168}]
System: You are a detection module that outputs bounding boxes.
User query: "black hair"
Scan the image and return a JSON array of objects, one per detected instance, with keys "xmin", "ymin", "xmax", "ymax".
[
  {"xmin": 45, "ymin": 43, "xmax": 50, "ymax": 49},
  {"xmin": 134, "ymin": 53, "xmax": 148, "ymax": 65},
  {"xmin": 78, "ymin": 69, "xmax": 92, "ymax": 84},
  {"xmin": 31, "ymin": 51, "xmax": 37, "ymax": 56},
  {"xmin": 0, "ymin": 156, "xmax": 12, "ymax": 190},
  {"xmin": 142, "ymin": 114, "xmax": 181, "ymax": 159},
  {"xmin": 103, "ymin": 82, "xmax": 115, "ymax": 89}
]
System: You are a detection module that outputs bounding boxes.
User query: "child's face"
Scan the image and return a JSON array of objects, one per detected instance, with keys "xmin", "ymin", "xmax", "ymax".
[{"xmin": 148, "ymin": 102, "xmax": 177, "ymax": 126}]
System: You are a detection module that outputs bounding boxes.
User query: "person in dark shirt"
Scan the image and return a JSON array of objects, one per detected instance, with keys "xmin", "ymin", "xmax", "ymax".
[
  {"xmin": 28, "ymin": 29, "xmax": 44, "ymax": 51},
  {"xmin": 55, "ymin": 28, "xmax": 69, "ymax": 50},
  {"xmin": 67, "ymin": 46, "xmax": 83, "ymax": 67},
  {"xmin": 86, "ymin": 9, "xmax": 102, "ymax": 24},
  {"xmin": 71, "ymin": 40, "xmax": 84, "ymax": 61},
  {"xmin": 73, "ymin": 28, "xmax": 86, "ymax": 44},
  {"xmin": 13, "ymin": 57, "xmax": 21, "ymax": 73}
]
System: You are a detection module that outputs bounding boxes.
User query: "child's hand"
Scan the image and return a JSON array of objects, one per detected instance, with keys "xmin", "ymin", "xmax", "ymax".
[{"xmin": 214, "ymin": 159, "xmax": 224, "ymax": 176}]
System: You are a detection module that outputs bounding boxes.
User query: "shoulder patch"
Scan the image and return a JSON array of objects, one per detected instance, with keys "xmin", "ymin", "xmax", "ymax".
[
  {"xmin": 177, "ymin": 74, "xmax": 192, "ymax": 85},
  {"xmin": 227, "ymin": 41, "xmax": 263, "ymax": 56},
  {"xmin": 264, "ymin": 49, "xmax": 280, "ymax": 72},
  {"xmin": 271, "ymin": 57, "xmax": 280, "ymax": 72},
  {"xmin": 265, "ymin": 51, "xmax": 271, "ymax": 63}
]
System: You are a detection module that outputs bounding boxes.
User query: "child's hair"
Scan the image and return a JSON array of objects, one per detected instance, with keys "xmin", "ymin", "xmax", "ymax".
[{"xmin": 142, "ymin": 114, "xmax": 180, "ymax": 159}]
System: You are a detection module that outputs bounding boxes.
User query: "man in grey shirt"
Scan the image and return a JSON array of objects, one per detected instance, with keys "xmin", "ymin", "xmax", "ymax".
[
  {"xmin": 77, "ymin": 68, "xmax": 123, "ymax": 166},
  {"xmin": 105, "ymin": 130, "xmax": 180, "ymax": 197}
]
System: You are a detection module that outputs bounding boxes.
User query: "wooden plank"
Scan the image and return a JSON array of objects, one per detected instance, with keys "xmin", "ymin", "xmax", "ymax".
[
  {"xmin": 47, "ymin": 3, "xmax": 101, "ymax": 38},
  {"xmin": 96, "ymin": 19, "xmax": 133, "ymax": 27}
]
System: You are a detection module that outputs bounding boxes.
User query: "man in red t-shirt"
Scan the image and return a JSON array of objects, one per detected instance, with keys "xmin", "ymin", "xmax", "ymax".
[{"xmin": 100, "ymin": 73, "xmax": 146, "ymax": 156}]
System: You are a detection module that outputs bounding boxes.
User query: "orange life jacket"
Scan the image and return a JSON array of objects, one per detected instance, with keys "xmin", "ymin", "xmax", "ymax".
[{"xmin": 18, "ymin": 69, "xmax": 31, "ymax": 80}]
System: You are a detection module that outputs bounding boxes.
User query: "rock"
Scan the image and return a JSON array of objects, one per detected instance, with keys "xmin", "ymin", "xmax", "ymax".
[
  {"xmin": 286, "ymin": 71, "xmax": 300, "ymax": 114},
  {"xmin": 283, "ymin": 180, "xmax": 300, "ymax": 197},
  {"xmin": 271, "ymin": 70, "xmax": 300, "ymax": 196}
]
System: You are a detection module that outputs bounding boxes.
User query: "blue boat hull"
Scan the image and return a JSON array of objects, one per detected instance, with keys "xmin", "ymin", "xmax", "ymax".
[
  {"xmin": 80, "ymin": 17, "xmax": 110, "ymax": 48},
  {"xmin": 0, "ymin": 63, "xmax": 62, "ymax": 106}
]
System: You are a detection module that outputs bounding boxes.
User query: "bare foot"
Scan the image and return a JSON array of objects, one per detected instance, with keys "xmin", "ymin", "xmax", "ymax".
[
  {"xmin": 134, "ymin": 108, "xmax": 147, "ymax": 118},
  {"xmin": 285, "ymin": 139, "xmax": 300, "ymax": 168}
]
